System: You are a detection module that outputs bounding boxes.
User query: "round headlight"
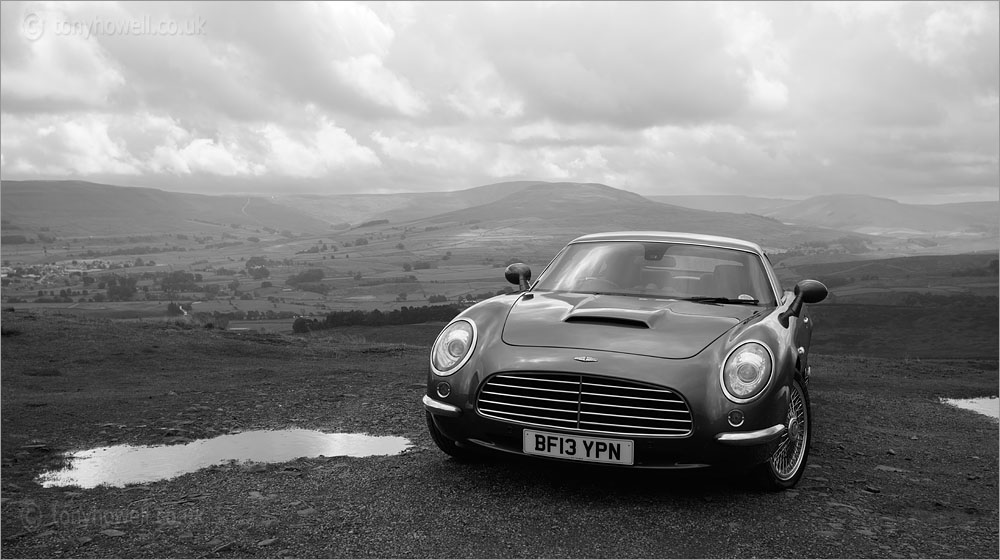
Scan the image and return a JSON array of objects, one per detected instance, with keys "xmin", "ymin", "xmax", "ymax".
[
  {"xmin": 430, "ymin": 319, "xmax": 477, "ymax": 376},
  {"xmin": 721, "ymin": 342, "xmax": 773, "ymax": 403}
]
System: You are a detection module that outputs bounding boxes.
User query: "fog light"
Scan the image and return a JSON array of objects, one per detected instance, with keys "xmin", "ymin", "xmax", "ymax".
[
  {"xmin": 727, "ymin": 410, "xmax": 744, "ymax": 427},
  {"xmin": 436, "ymin": 382, "xmax": 451, "ymax": 398}
]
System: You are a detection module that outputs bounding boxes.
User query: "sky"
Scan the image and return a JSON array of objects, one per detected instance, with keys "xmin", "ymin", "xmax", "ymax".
[{"xmin": 0, "ymin": 1, "xmax": 997, "ymax": 203}]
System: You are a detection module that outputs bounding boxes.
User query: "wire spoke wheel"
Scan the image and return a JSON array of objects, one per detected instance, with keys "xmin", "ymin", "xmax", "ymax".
[
  {"xmin": 756, "ymin": 378, "xmax": 811, "ymax": 490},
  {"xmin": 771, "ymin": 381, "xmax": 808, "ymax": 480}
]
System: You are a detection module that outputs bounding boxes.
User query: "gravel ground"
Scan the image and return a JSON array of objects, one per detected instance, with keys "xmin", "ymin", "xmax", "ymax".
[{"xmin": 1, "ymin": 311, "xmax": 997, "ymax": 558}]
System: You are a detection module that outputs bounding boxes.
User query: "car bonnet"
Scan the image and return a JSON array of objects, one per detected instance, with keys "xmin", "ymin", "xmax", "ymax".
[{"xmin": 501, "ymin": 292, "xmax": 761, "ymax": 359}]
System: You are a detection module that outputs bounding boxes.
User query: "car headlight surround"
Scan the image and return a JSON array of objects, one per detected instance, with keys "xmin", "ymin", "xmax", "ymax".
[
  {"xmin": 720, "ymin": 341, "xmax": 774, "ymax": 403},
  {"xmin": 430, "ymin": 319, "xmax": 478, "ymax": 376}
]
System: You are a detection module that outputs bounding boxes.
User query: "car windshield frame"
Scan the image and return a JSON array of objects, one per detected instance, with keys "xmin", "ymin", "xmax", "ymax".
[{"xmin": 531, "ymin": 240, "xmax": 780, "ymax": 306}]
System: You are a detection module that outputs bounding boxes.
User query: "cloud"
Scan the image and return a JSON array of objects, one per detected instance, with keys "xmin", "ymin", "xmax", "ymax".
[
  {"xmin": 332, "ymin": 54, "xmax": 426, "ymax": 117},
  {"xmin": 0, "ymin": 1, "xmax": 996, "ymax": 202},
  {"xmin": 1, "ymin": 111, "xmax": 379, "ymax": 180},
  {"xmin": 371, "ymin": 130, "xmax": 484, "ymax": 170},
  {"xmin": 260, "ymin": 119, "xmax": 381, "ymax": 177},
  {"xmin": 0, "ymin": 3, "xmax": 126, "ymax": 112},
  {"xmin": 1, "ymin": 112, "xmax": 140, "ymax": 175}
]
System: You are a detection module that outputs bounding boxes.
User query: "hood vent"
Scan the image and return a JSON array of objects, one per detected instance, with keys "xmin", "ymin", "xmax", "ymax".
[{"xmin": 564, "ymin": 315, "xmax": 650, "ymax": 329}]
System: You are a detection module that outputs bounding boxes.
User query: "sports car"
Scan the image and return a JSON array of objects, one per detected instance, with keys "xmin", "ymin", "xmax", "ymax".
[{"xmin": 422, "ymin": 231, "xmax": 827, "ymax": 490}]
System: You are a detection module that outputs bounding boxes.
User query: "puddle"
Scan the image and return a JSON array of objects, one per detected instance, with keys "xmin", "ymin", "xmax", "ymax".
[
  {"xmin": 38, "ymin": 430, "xmax": 412, "ymax": 489},
  {"xmin": 940, "ymin": 397, "xmax": 999, "ymax": 422}
]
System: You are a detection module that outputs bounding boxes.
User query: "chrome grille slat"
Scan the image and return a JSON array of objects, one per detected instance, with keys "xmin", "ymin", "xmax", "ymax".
[
  {"xmin": 478, "ymin": 399, "xmax": 579, "ymax": 415},
  {"xmin": 477, "ymin": 372, "xmax": 693, "ymax": 437},
  {"xmin": 580, "ymin": 390, "xmax": 684, "ymax": 403},
  {"xmin": 582, "ymin": 401, "xmax": 683, "ymax": 413},
  {"xmin": 580, "ymin": 421, "xmax": 688, "ymax": 433},
  {"xmin": 488, "ymin": 382, "xmax": 580, "ymax": 395},
  {"xmin": 580, "ymin": 410, "xmax": 692, "ymax": 423},
  {"xmin": 582, "ymin": 381, "xmax": 676, "ymax": 393},
  {"xmin": 487, "ymin": 409, "xmax": 579, "ymax": 424},
  {"xmin": 499, "ymin": 375, "xmax": 580, "ymax": 385},
  {"xmin": 582, "ymin": 400, "xmax": 686, "ymax": 413},
  {"xmin": 480, "ymin": 390, "xmax": 579, "ymax": 405}
]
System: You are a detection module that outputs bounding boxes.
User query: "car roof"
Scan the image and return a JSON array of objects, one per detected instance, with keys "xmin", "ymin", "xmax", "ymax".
[{"xmin": 569, "ymin": 231, "xmax": 766, "ymax": 255}]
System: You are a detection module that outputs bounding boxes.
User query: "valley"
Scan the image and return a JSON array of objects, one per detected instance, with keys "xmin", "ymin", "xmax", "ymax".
[{"xmin": 1, "ymin": 179, "xmax": 997, "ymax": 358}]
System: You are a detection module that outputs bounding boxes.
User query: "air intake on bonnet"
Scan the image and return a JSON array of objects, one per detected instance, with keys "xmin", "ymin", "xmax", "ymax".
[
  {"xmin": 477, "ymin": 372, "xmax": 692, "ymax": 437},
  {"xmin": 563, "ymin": 316, "xmax": 649, "ymax": 328}
]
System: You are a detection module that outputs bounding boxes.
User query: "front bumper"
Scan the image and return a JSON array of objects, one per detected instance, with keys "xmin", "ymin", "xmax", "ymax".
[
  {"xmin": 424, "ymin": 395, "xmax": 784, "ymax": 469},
  {"xmin": 715, "ymin": 424, "xmax": 786, "ymax": 446},
  {"xmin": 422, "ymin": 394, "xmax": 461, "ymax": 417}
]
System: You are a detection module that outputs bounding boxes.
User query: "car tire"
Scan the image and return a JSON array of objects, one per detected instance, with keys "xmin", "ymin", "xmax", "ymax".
[
  {"xmin": 755, "ymin": 378, "xmax": 811, "ymax": 491},
  {"xmin": 425, "ymin": 412, "xmax": 480, "ymax": 462}
]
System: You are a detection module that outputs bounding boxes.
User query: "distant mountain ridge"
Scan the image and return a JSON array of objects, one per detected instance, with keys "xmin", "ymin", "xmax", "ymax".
[
  {"xmin": 765, "ymin": 194, "xmax": 998, "ymax": 236},
  {"xmin": 401, "ymin": 181, "xmax": 858, "ymax": 251},
  {"xmin": 277, "ymin": 181, "xmax": 542, "ymax": 225},
  {"xmin": 649, "ymin": 195, "xmax": 796, "ymax": 215},
  {"xmin": 1, "ymin": 180, "xmax": 331, "ymax": 236},
  {"xmin": 653, "ymin": 193, "xmax": 998, "ymax": 237},
  {"xmin": 3, "ymin": 180, "xmax": 995, "ymax": 251}
]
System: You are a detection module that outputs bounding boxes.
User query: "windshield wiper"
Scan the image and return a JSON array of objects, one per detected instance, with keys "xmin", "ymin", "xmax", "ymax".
[{"xmin": 680, "ymin": 296, "xmax": 759, "ymax": 305}]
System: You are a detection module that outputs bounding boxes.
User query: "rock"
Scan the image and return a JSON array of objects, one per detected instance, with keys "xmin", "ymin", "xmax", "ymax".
[
  {"xmin": 101, "ymin": 529, "xmax": 126, "ymax": 537},
  {"xmin": 875, "ymin": 465, "xmax": 907, "ymax": 473},
  {"xmin": 887, "ymin": 449, "xmax": 896, "ymax": 455},
  {"xmin": 297, "ymin": 507, "xmax": 317, "ymax": 516},
  {"xmin": 864, "ymin": 485, "xmax": 881, "ymax": 494},
  {"xmin": 257, "ymin": 538, "xmax": 278, "ymax": 546},
  {"xmin": 855, "ymin": 529, "xmax": 876, "ymax": 536}
]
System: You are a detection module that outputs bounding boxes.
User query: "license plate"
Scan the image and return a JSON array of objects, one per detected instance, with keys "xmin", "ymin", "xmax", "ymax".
[{"xmin": 522, "ymin": 429, "xmax": 634, "ymax": 465}]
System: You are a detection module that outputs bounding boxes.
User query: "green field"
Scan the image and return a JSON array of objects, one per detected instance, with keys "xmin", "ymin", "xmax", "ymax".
[{"xmin": 4, "ymin": 220, "xmax": 997, "ymax": 362}]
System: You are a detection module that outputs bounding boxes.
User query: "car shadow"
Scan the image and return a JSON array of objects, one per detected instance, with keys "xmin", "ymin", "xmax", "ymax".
[{"xmin": 424, "ymin": 452, "xmax": 767, "ymax": 501}]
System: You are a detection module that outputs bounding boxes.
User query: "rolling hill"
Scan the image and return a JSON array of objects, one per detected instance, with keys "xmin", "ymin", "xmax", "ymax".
[
  {"xmin": 275, "ymin": 181, "xmax": 542, "ymax": 226},
  {"xmin": 0, "ymin": 180, "xmax": 331, "ymax": 237},
  {"xmin": 390, "ymin": 182, "xmax": 864, "ymax": 256},
  {"xmin": 653, "ymin": 193, "xmax": 998, "ymax": 238},
  {"xmin": 648, "ymin": 194, "xmax": 795, "ymax": 215},
  {"xmin": 765, "ymin": 194, "xmax": 998, "ymax": 236}
]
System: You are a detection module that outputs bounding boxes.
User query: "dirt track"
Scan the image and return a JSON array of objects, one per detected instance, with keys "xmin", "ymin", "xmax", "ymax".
[{"xmin": 1, "ymin": 311, "xmax": 997, "ymax": 558}]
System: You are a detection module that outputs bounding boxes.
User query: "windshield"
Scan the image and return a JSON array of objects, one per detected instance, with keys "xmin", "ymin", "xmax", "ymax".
[{"xmin": 533, "ymin": 241, "xmax": 777, "ymax": 305}]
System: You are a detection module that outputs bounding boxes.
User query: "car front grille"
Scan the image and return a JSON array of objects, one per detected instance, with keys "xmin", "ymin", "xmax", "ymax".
[{"xmin": 476, "ymin": 372, "xmax": 692, "ymax": 437}]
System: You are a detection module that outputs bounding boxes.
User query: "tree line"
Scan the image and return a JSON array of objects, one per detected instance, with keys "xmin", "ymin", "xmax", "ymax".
[{"xmin": 292, "ymin": 304, "xmax": 462, "ymax": 333}]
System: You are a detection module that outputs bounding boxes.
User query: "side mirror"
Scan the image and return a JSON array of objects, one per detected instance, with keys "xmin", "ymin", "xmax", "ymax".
[
  {"xmin": 504, "ymin": 263, "xmax": 532, "ymax": 292},
  {"xmin": 779, "ymin": 279, "xmax": 828, "ymax": 328}
]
